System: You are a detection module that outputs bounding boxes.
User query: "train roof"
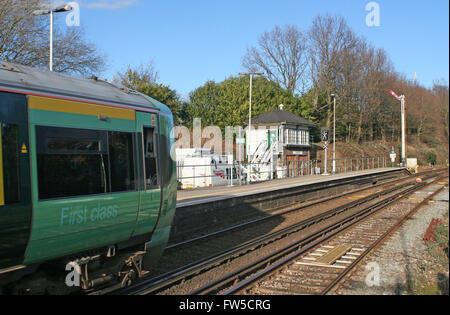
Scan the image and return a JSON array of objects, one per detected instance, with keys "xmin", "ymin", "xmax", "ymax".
[{"xmin": 0, "ymin": 61, "xmax": 171, "ymax": 115}]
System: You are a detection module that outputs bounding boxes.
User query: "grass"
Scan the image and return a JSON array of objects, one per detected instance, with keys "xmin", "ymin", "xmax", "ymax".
[{"xmin": 414, "ymin": 216, "xmax": 449, "ymax": 295}]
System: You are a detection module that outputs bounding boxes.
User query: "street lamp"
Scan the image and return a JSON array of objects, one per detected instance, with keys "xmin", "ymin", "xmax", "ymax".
[
  {"xmin": 33, "ymin": 4, "xmax": 73, "ymax": 72},
  {"xmin": 389, "ymin": 90, "xmax": 407, "ymax": 167},
  {"xmin": 239, "ymin": 71, "xmax": 264, "ymax": 185},
  {"xmin": 239, "ymin": 71, "xmax": 264, "ymax": 132},
  {"xmin": 331, "ymin": 94, "xmax": 338, "ymax": 174}
]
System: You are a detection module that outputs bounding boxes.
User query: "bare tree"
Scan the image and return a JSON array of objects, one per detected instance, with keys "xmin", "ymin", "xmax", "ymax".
[
  {"xmin": 308, "ymin": 14, "xmax": 360, "ymax": 129},
  {"xmin": 355, "ymin": 44, "xmax": 395, "ymax": 143},
  {"xmin": 242, "ymin": 25, "xmax": 308, "ymax": 94},
  {"xmin": 0, "ymin": 0, "xmax": 45, "ymax": 63},
  {"xmin": 0, "ymin": 0, "xmax": 105, "ymax": 76},
  {"xmin": 433, "ymin": 80, "xmax": 449, "ymax": 142}
]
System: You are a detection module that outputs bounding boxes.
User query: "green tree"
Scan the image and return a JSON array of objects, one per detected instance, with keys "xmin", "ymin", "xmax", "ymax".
[
  {"xmin": 183, "ymin": 76, "xmax": 314, "ymax": 132},
  {"xmin": 426, "ymin": 150, "xmax": 437, "ymax": 166},
  {"xmin": 116, "ymin": 64, "xmax": 183, "ymax": 123},
  {"xmin": 182, "ymin": 80, "xmax": 221, "ymax": 127}
]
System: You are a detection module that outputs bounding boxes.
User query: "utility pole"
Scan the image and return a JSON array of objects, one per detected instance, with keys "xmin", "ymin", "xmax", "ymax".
[
  {"xmin": 239, "ymin": 72, "xmax": 264, "ymax": 132},
  {"xmin": 331, "ymin": 94, "xmax": 338, "ymax": 174},
  {"xmin": 400, "ymin": 95, "xmax": 407, "ymax": 167},
  {"xmin": 239, "ymin": 71, "xmax": 264, "ymax": 184},
  {"xmin": 390, "ymin": 90, "xmax": 407, "ymax": 167}
]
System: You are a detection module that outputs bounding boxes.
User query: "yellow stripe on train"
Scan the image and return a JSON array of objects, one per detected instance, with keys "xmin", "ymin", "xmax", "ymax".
[{"xmin": 28, "ymin": 95, "xmax": 135, "ymax": 121}]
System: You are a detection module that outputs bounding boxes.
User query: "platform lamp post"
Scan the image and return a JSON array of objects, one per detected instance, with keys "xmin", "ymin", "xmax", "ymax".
[
  {"xmin": 33, "ymin": 4, "xmax": 73, "ymax": 72},
  {"xmin": 331, "ymin": 94, "xmax": 338, "ymax": 174},
  {"xmin": 390, "ymin": 90, "xmax": 407, "ymax": 167},
  {"xmin": 239, "ymin": 71, "xmax": 264, "ymax": 132},
  {"xmin": 239, "ymin": 71, "xmax": 264, "ymax": 184}
]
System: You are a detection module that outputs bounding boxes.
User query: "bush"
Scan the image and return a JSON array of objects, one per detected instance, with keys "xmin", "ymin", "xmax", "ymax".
[{"xmin": 426, "ymin": 150, "xmax": 437, "ymax": 165}]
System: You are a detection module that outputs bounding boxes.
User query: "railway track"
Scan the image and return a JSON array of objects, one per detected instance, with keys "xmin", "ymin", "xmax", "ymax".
[
  {"xmin": 104, "ymin": 169, "xmax": 447, "ymax": 295},
  {"xmin": 192, "ymin": 175, "xmax": 449, "ymax": 295}
]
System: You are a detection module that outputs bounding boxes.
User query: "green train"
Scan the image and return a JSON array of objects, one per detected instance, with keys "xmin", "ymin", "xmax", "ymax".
[{"xmin": 0, "ymin": 62, "xmax": 177, "ymax": 294}]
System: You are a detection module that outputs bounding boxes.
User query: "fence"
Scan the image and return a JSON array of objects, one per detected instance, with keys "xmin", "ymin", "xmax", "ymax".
[
  {"xmin": 176, "ymin": 156, "xmax": 388, "ymax": 189},
  {"xmin": 325, "ymin": 157, "xmax": 388, "ymax": 174}
]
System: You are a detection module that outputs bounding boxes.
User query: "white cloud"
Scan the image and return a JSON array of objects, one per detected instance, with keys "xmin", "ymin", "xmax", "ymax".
[{"xmin": 81, "ymin": 0, "xmax": 140, "ymax": 10}]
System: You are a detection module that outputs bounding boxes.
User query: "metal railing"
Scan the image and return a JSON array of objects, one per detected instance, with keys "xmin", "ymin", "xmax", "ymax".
[
  {"xmin": 176, "ymin": 156, "xmax": 388, "ymax": 190},
  {"xmin": 327, "ymin": 157, "xmax": 388, "ymax": 174}
]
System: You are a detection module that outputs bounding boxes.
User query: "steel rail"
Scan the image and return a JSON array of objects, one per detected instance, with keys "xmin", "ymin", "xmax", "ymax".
[
  {"xmin": 188, "ymin": 183, "xmax": 428, "ymax": 295},
  {"xmin": 189, "ymin": 185, "xmax": 423, "ymax": 295},
  {"xmin": 320, "ymin": 179, "xmax": 448, "ymax": 295},
  {"xmin": 111, "ymin": 170, "xmax": 445, "ymax": 295},
  {"xmin": 167, "ymin": 168, "xmax": 437, "ymax": 251},
  {"xmin": 218, "ymin": 174, "xmax": 447, "ymax": 295},
  {"xmin": 116, "ymin": 180, "xmax": 418, "ymax": 295}
]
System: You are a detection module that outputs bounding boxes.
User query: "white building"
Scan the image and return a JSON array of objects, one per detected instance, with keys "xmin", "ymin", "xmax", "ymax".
[
  {"xmin": 175, "ymin": 148, "xmax": 244, "ymax": 189},
  {"xmin": 246, "ymin": 108, "xmax": 316, "ymax": 179}
]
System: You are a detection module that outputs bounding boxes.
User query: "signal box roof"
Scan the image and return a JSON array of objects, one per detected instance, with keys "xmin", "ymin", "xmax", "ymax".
[{"xmin": 251, "ymin": 110, "xmax": 316, "ymax": 127}]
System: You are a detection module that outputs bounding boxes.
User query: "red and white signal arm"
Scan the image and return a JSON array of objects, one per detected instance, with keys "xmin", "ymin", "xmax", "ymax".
[{"xmin": 390, "ymin": 90, "xmax": 400, "ymax": 100}]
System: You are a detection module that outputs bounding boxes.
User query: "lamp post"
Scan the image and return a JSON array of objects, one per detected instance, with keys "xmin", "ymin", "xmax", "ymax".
[
  {"xmin": 239, "ymin": 72, "xmax": 264, "ymax": 132},
  {"xmin": 390, "ymin": 90, "xmax": 407, "ymax": 167},
  {"xmin": 331, "ymin": 94, "xmax": 338, "ymax": 174},
  {"xmin": 33, "ymin": 4, "xmax": 73, "ymax": 72},
  {"xmin": 239, "ymin": 71, "xmax": 264, "ymax": 184}
]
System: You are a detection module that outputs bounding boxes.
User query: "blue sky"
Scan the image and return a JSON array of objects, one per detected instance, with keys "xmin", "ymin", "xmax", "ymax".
[{"xmin": 52, "ymin": 0, "xmax": 449, "ymax": 98}]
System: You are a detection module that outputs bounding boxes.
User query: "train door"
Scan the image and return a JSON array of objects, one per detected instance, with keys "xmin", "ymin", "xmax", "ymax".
[
  {"xmin": 0, "ymin": 92, "xmax": 32, "ymax": 270},
  {"xmin": 132, "ymin": 111, "xmax": 162, "ymax": 236}
]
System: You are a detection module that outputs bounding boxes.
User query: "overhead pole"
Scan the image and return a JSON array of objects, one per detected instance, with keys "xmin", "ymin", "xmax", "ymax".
[
  {"xmin": 239, "ymin": 72, "xmax": 264, "ymax": 132},
  {"xmin": 50, "ymin": 10, "xmax": 53, "ymax": 71},
  {"xmin": 390, "ymin": 90, "xmax": 407, "ymax": 167},
  {"xmin": 239, "ymin": 71, "xmax": 264, "ymax": 184},
  {"xmin": 400, "ymin": 95, "xmax": 407, "ymax": 167},
  {"xmin": 331, "ymin": 94, "xmax": 338, "ymax": 174}
]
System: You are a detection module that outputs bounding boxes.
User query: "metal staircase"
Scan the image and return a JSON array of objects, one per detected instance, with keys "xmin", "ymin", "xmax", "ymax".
[{"xmin": 248, "ymin": 140, "xmax": 278, "ymax": 182}]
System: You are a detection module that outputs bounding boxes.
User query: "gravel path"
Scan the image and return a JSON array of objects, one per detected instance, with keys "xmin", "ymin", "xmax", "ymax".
[{"xmin": 334, "ymin": 186, "xmax": 449, "ymax": 295}]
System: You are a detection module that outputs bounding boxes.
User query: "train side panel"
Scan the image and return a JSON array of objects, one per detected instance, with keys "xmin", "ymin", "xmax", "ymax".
[
  {"xmin": 141, "ymin": 105, "xmax": 177, "ymax": 268},
  {"xmin": 23, "ymin": 96, "xmax": 157, "ymax": 264}
]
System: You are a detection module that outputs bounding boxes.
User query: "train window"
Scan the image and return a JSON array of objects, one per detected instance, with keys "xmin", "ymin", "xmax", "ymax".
[
  {"xmin": 36, "ymin": 126, "xmax": 138, "ymax": 199},
  {"xmin": 37, "ymin": 127, "xmax": 107, "ymax": 155},
  {"xmin": 47, "ymin": 139, "xmax": 101, "ymax": 151},
  {"xmin": 143, "ymin": 127, "xmax": 158, "ymax": 189},
  {"xmin": 36, "ymin": 126, "xmax": 110, "ymax": 199},
  {"xmin": 0, "ymin": 123, "xmax": 20, "ymax": 205},
  {"xmin": 109, "ymin": 131, "xmax": 135, "ymax": 192}
]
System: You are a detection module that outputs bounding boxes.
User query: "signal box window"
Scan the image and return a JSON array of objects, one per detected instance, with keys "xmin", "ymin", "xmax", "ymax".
[
  {"xmin": 143, "ymin": 127, "xmax": 158, "ymax": 189},
  {"xmin": 1, "ymin": 123, "xmax": 20, "ymax": 204}
]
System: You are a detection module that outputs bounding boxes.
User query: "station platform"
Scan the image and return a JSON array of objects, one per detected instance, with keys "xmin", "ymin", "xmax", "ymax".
[
  {"xmin": 176, "ymin": 167, "xmax": 408, "ymax": 208},
  {"xmin": 169, "ymin": 167, "xmax": 410, "ymax": 244}
]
